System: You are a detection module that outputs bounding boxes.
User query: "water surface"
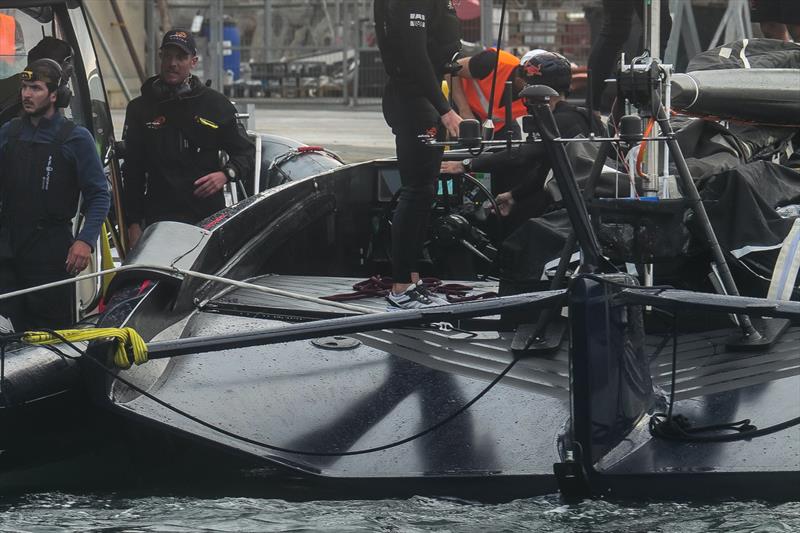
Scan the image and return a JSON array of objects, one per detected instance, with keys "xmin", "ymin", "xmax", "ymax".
[{"xmin": 1, "ymin": 493, "xmax": 798, "ymax": 532}]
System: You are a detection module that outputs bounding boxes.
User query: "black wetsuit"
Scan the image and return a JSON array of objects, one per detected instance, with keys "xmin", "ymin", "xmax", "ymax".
[
  {"xmin": 470, "ymin": 101, "xmax": 603, "ymax": 228},
  {"xmin": 122, "ymin": 75, "xmax": 255, "ymax": 226},
  {"xmin": 0, "ymin": 114, "xmax": 110, "ymax": 331},
  {"xmin": 375, "ymin": 0, "xmax": 461, "ymax": 283}
]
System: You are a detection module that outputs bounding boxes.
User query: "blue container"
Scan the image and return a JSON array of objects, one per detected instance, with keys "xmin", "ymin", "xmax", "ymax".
[{"xmin": 223, "ymin": 22, "xmax": 240, "ymax": 81}]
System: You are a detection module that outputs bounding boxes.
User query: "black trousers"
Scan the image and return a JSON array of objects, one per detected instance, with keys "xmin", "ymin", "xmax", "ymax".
[
  {"xmin": 382, "ymin": 83, "xmax": 445, "ymax": 284},
  {"xmin": 586, "ymin": 0, "xmax": 673, "ymax": 109},
  {"xmin": 0, "ymin": 225, "xmax": 75, "ymax": 333}
]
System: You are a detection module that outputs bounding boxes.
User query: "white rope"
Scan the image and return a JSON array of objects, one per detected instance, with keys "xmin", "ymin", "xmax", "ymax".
[{"xmin": 0, "ymin": 263, "xmax": 379, "ymax": 315}]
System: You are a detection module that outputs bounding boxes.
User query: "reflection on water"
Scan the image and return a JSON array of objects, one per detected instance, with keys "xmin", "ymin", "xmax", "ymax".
[{"xmin": 0, "ymin": 493, "xmax": 797, "ymax": 533}]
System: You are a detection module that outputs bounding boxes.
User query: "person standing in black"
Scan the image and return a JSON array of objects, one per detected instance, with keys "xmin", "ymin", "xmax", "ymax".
[
  {"xmin": 586, "ymin": 0, "xmax": 672, "ymax": 111},
  {"xmin": 375, "ymin": 0, "xmax": 463, "ymax": 309},
  {"xmin": 0, "ymin": 59, "xmax": 110, "ymax": 332},
  {"xmin": 122, "ymin": 30, "xmax": 254, "ymax": 248}
]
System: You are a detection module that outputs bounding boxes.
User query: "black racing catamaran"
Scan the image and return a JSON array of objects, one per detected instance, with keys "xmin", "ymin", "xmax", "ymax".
[{"xmin": 0, "ymin": 0, "xmax": 798, "ymax": 501}]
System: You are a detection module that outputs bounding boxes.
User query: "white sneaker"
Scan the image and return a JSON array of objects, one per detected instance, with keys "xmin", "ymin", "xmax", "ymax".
[
  {"xmin": 415, "ymin": 281, "xmax": 449, "ymax": 305},
  {"xmin": 0, "ymin": 314, "xmax": 14, "ymax": 334},
  {"xmin": 386, "ymin": 284, "xmax": 446, "ymax": 310}
]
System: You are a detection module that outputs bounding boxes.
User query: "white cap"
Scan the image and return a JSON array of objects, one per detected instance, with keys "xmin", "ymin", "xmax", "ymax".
[{"xmin": 519, "ymin": 49, "xmax": 549, "ymax": 65}]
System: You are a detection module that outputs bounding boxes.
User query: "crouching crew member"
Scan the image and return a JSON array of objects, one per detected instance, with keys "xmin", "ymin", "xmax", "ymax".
[
  {"xmin": 122, "ymin": 29, "xmax": 255, "ymax": 248},
  {"xmin": 442, "ymin": 50, "xmax": 604, "ymax": 226},
  {"xmin": 375, "ymin": 0, "xmax": 463, "ymax": 309},
  {"xmin": 450, "ymin": 48, "xmax": 529, "ymax": 139},
  {"xmin": 0, "ymin": 59, "xmax": 110, "ymax": 332}
]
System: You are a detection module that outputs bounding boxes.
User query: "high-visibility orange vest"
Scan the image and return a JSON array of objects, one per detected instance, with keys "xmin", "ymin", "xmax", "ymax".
[
  {"xmin": 460, "ymin": 49, "xmax": 527, "ymax": 131},
  {"xmin": 0, "ymin": 13, "xmax": 15, "ymax": 60}
]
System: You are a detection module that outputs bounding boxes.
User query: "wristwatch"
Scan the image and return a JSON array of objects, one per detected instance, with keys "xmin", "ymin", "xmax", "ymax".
[
  {"xmin": 223, "ymin": 166, "xmax": 238, "ymax": 182},
  {"xmin": 462, "ymin": 158, "xmax": 472, "ymax": 173}
]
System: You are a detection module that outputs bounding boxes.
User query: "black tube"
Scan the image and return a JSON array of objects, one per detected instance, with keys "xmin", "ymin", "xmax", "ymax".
[
  {"xmin": 654, "ymin": 99, "xmax": 760, "ymax": 339},
  {"xmin": 147, "ymin": 290, "xmax": 566, "ymax": 359},
  {"xmin": 526, "ymin": 141, "xmax": 613, "ymax": 346},
  {"xmin": 485, "ymin": 0, "xmax": 508, "ymax": 138},
  {"xmin": 505, "ymin": 80, "xmax": 513, "ymax": 151},
  {"xmin": 531, "ymin": 102, "xmax": 602, "ymax": 269}
]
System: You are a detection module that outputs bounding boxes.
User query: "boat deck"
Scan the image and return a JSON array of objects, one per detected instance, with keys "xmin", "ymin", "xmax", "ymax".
[
  {"xmin": 204, "ymin": 275, "xmax": 800, "ymax": 402},
  {"xmin": 206, "ymin": 274, "xmax": 502, "ymax": 318}
]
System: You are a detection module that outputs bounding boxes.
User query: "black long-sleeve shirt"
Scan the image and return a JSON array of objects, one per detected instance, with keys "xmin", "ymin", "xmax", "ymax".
[
  {"xmin": 375, "ymin": 0, "xmax": 461, "ymax": 115},
  {"xmin": 470, "ymin": 101, "xmax": 602, "ymax": 201},
  {"xmin": 122, "ymin": 75, "xmax": 255, "ymax": 225}
]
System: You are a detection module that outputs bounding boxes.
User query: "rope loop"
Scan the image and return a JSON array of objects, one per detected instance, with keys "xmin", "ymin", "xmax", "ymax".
[{"xmin": 23, "ymin": 327, "xmax": 148, "ymax": 369}]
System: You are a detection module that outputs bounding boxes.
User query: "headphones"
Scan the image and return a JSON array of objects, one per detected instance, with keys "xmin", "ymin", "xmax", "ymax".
[{"xmin": 32, "ymin": 57, "xmax": 73, "ymax": 108}]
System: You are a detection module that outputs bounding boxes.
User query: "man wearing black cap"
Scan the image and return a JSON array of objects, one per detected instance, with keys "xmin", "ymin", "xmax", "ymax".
[
  {"xmin": 1, "ymin": 36, "xmax": 74, "ymax": 125},
  {"xmin": 122, "ymin": 29, "xmax": 254, "ymax": 247},
  {"xmin": 0, "ymin": 58, "xmax": 110, "ymax": 332},
  {"xmin": 375, "ymin": 0, "xmax": 463, "ymax": 309}
]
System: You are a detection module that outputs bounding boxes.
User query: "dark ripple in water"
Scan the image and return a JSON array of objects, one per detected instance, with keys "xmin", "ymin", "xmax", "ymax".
[{"xmin": 0, "ymin": 493, "xmax": 798, "ymax": 532}]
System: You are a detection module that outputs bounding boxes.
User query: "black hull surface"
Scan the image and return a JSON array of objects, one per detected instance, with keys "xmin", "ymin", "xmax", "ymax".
[{"xmin": 1, "ymin": 158, "xmax": 798, "ymax": 501}]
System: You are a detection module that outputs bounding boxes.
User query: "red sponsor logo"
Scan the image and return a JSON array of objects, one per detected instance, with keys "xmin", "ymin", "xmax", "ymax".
[
  {"xmin": 202, "ymin": 213, "xmax": 227, "ymax": 229},
  {"xmin": 145, "ymin": 115, "xmax": 167, "ymax": 129},
  {"xmin": 524, "ymin": 64, "xmax": 542, "ymax": 77},
  {"xmin": 425, "ymin": 126, "xmax": 438, "ymax": 138}
]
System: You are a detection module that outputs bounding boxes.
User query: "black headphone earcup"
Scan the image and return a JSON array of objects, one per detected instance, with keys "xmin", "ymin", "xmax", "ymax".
[{"xmin": 55, "ymin": 86, "xmax": 71, "ymax": 108}]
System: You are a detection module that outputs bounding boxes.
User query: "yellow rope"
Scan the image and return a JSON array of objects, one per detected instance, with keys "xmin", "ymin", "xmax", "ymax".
[{"xmin": 23, "ymin": 327, "xmax": 148, "ymax": 369}]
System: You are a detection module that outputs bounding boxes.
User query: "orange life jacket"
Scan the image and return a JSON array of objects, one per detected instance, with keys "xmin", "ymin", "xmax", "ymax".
[
  {"xmin": 0, "ymin": 13, "xmax": 15, "ymax": 61},
  {"xmin": 460, "ymin": 49, "xmax": 527, "ymax": 131}
]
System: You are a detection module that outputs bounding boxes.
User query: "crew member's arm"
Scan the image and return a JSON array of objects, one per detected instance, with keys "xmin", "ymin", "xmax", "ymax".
[
  {"xmin": 121, "ymin": 101, "xmax": 146, "ymax": 247},
  {"xmin": 450, "ymin": 75, "xmax": 475, "ymax": 120},
  {"xmin": 389, "ymin": 0, "xmax": 461, "ymax": 136},
  {"xmin": 472, "ymin": 142, "xmax": 545, "ymax": 174},
  {"xmin": 64, "ymin": 127, "xmax": 111, "ymax": 274},
  {"xmin": 449, "ymin": 50, "xmax": 506, "ymax": 124},
  {"xmin": 193, "ymin": 103, "xmax": 255, "ymax": 198}
]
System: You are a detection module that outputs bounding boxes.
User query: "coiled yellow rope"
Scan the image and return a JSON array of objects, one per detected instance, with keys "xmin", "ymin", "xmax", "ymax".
[{"xmin": 23, "ymin": 328, "xmax": 148, "ymax": 369}]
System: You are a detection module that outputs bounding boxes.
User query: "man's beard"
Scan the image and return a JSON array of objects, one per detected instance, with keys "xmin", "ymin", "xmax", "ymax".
[{"xmin": 23, "ymin": 100, "xmax": 52, "ymax": 117}]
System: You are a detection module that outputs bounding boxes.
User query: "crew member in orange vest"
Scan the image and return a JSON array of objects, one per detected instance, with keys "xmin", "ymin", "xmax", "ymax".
[
  {"xmin": 450, "ymin": 48, "xmax": 528, "ymax": 138},
  {"xmin": 0, "ymin": 13, "xmax": 16, "ymax": 60}
]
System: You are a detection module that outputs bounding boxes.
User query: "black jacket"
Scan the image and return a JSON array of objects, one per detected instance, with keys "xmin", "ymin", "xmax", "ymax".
[
  {"xmin": 122, "ymin": 75, "xmax": 255, "ymax": 225},
  {"xmin": 471, "ymin": 101, "xmax": 604, "ymax": 202},
  {"xmin": 375, "ymin": 0, "xmax": 461, "ymax": 116}
]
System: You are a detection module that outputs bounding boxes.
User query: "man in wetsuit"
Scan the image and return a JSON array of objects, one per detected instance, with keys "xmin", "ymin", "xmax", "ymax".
[
  {"xmin": 0, "ymin": 59, "xmax": 110, "ymax": 332},
  {"xmin": 375, "ymin": 0, "xmax": 463, "ymax": 309},
  {"xmin": 122, "ymin": 30, "xmax": 254, "ymax": 248},
  {"xmin": 442, "ymin": 50, "xmax": 604, "ymax": 227},
  {"xmin": 586, "ymin": 0, "xmax": 672, "ymax": 111}
]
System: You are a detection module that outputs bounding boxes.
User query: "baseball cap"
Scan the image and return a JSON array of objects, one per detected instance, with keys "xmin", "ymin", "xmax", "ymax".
[
  {"xmin": 161, "ymin": 29, "xmax": 197, "ymax": 56},
  {"xmin": 21, "ymin": 58, "xmax": 62, "ymax": 89}
]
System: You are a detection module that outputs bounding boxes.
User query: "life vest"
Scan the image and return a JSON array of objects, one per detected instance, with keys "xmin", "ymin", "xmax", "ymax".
[
  {"xmin": 0, "ymin": 13, "xmax": 15, "ymax": 62},
  {"xmin": 460, "ymin": 49, "xmax": 527, "ymax": 131},
  {"xmin": 1, "ymin": 117, "xmax": 79, "ymax": 248}
]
